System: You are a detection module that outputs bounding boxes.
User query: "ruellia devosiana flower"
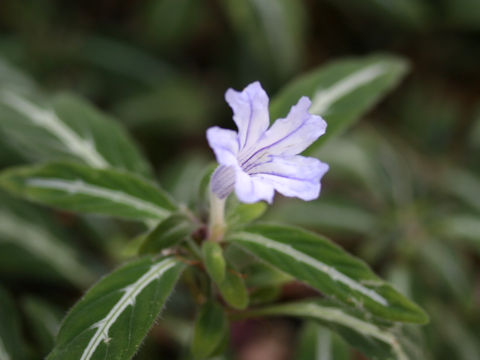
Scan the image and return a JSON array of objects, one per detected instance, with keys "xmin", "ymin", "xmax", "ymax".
[{"xmin": 207, "ymin": 81, "xmax": 329, "ymax": 240}]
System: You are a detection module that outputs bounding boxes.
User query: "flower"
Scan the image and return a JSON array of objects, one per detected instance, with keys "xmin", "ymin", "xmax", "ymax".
[{"xmin": 207, "ymin": 81, "xmax": 329, "ymax": 204}]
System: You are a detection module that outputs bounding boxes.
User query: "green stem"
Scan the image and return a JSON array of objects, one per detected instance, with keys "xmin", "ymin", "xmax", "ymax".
[{"xmin": 208, "ymin": 190, "xmax": 226, "ymax": 242}]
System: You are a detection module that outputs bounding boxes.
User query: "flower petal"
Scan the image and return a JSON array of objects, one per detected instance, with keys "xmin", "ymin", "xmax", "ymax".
[
  {"xmin": 225, "ymin": 81, "xmax": 270, "ymax": 151},
  {"xmin": 235, "ymin": 169, "xmax": 275, "ymax": 204},
  {"xmin": 250, "ymin": 97, "xmax": 326, "ymax": 160},
  {"xmin": 210, "ymin": 165, "xmax": 236, "ymax": 199},
  {"xmin": 249, "ymin": 155, "xmax": 329, "ymax": 201},
  {"xmin": 206, "ymin": 126, "xmax": 239, "ymax": 166}
]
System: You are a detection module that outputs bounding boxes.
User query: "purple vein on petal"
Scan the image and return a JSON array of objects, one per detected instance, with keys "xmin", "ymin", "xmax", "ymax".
[
  {"xmin": 239, "ymin": 113, "xmax": 310, "ymax": 169},
  {"xmin": 242, "ymin": 158, "xmax": 273, "ymax": 174}
]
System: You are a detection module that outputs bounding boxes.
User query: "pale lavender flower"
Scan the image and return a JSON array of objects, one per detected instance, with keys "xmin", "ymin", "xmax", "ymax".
[{"xmin": 207, "ymin": 81, "xmax": 329, "ymax": 204}]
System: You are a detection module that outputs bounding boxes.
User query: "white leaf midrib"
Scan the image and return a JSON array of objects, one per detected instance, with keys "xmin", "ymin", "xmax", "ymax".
[
  {"xmin": 310, "ymin": 63, "xmax": 388, "ymax": 115},
  {"xmin": 80, "ymin": 258, "xmax": 177, "ymax": 360},
  {"xmin": 232, "ymin": 231, "xmax": 388, "ymax": 306},
  {"xmin": 0, "ymin": 91, "xmax": 108, "ymax": 168},
  {"xmin": 26, "ymin": 177, "xmax": 169, "ymax": 219}
]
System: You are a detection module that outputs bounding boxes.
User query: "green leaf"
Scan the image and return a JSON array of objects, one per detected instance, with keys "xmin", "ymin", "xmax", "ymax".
[
  {"xmin": 270, "ymin": 54, "xmax": 409, "ymax": 151},
  {"xmin": 139, "ymin": 213, "xmax": 196, "ymax": 254},
  {"xmin": 0, "ymin": 91, "xmax": 152, "ymax": 177},
  {"xmin": 249, "ymin": 286, "xmax": 281, "ymax": 305},
  {"xmin": 242, "ymin": 299, "xmax": 423, "ymax": 360},
  {"xmin": 0, "ymin": 162, "xmax": 176, "ymax": 221},
  {"xmin": 0, "ymin": 286, "xmax": 27, "ymax": 360},
  {"xmin": 217, "ymin": 268, "xmax": 249, "ymax": 310},
  {"xmin": 47, "ymin": 256, "xmax": 185, "ymax": 360},
  {"xmin": 0, "ymin": 191, "xmax": 95, "ymax": 287},
  {"xmin": 227, "ymin": 200, "xmax": 268, "ymax": 228},
  {"xmin": 227, "ymin": 224, "xmax": 428, "ymax": 323},
  {"xmin": 191, "ymin": 301, "xmax": 228, "ymax": 360},
  {"xmin": 202, "ymin": 241, "xmax": 226, "ymax": 284}
]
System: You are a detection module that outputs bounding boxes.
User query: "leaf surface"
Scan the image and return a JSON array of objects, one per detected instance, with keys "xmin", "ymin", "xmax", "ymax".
[
  {"xmin": 202, "ymin": 241, "xmax": 226, "ymax": 284},
  {"xmin": 0, "ymin": 162, "xmax": 176, "ymax": 221},
  {"xmin": 227, "ymin": 224, "xmax": 428, "ymax": 323},
  {"xmin": 191, "ymin": 301, "xmax": 228, "ymax": 360},
  {"xmin": 47, "ymin": 256, "xmax": 185, "ymax": 360},
  {"xmin": 139, "ymin": 213, "xmax": 195, "ymax": 254}
]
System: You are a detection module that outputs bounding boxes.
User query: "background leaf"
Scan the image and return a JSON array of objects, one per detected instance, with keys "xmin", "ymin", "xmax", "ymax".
[
  {"xmin": 0, "ymin": 191, "xmax": 95, "ymax": 287},
  {"xmin": 0, "ymin": 90, "xmax": 153, "ymax": 177},
  {"xmin": 270, "ymin": 54, "xmax": 409, "ymax": 151},
  {"xmin": 0, "ymin": 162, "xmax": 177, "ymax": 221}
]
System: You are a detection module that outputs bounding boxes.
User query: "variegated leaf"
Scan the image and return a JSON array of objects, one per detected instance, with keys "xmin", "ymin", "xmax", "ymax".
[
  {"xmin": 0, "ymin": 90, "xmax": 152, "ymax": 177},
  {"xmin": 47, "ymin": 256, "xmax": 185, "ymax": 360},
  {"xmin": 226, "ymin": 224, "xmax": 428, "ymax": 323},
  {"xmin": 0, "ymin": 162, "xmax": 176, "ymax": 221}
]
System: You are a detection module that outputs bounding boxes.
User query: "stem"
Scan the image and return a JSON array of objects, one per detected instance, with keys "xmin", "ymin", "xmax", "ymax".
[{"xmin": 208, "ymin": 190, "xmax": 226, "ymax": 242}]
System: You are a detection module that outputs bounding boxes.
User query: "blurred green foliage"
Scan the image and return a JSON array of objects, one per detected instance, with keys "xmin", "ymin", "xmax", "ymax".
[{"xmin": 0, "ymin": 0, "xmax": 479, "ymax": 359}]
